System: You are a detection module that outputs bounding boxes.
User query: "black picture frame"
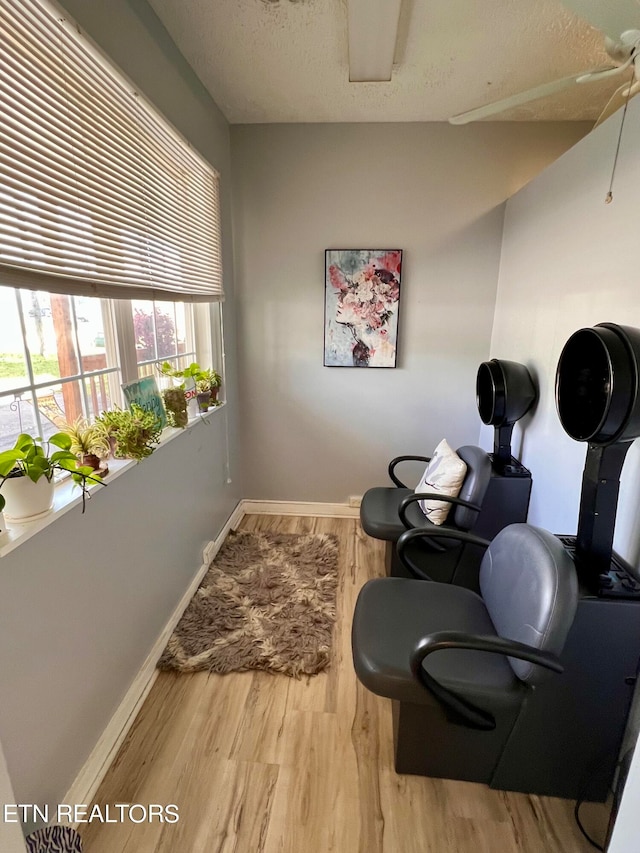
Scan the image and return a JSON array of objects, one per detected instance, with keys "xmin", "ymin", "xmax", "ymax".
[{"xmin": 323, "ymin": 249, "xmax": 402, "ymax": 368}]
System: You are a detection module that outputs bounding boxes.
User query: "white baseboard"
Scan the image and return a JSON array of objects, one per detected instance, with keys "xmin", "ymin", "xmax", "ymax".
[
  {"xmin": 240, "ymin": 499, "xmax": 359, "ymax": 518},
  {"xmin": 203, "ymin": 501, "xmax": 245, "ymax": 563},
  {"xmin": 62, "ymin": 500, "xmax": 244, "ymax": 820}
]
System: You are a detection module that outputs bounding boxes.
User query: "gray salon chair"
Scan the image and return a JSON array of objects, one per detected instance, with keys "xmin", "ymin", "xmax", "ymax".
[
  {"xmin": 352, "ymin": 523, "xmax": 578, "ymax": 790},
  {"xmin": 359, "ymin": 445, "xmax": 492, "ymax": 586}
]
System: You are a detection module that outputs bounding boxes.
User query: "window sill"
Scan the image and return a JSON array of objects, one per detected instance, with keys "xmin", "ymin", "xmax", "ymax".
[{"xmin": 0, "ymin": 403, "xmax": 225, "ymax": 558}]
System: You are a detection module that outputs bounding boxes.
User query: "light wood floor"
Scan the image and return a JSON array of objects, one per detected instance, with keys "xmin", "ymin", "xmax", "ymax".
[{"xmin": 80, "ymin": 514, "xmax": 607, "ymax": 852}]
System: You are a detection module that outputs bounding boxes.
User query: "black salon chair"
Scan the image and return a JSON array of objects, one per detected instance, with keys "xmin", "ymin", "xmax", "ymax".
[
  {"xmin": 352, "ymin": 523, "xmax": 578, "ymax": 789},
  {"xmin": 359, "ymin": 445, "xmax": 491, "ymax": 585}
]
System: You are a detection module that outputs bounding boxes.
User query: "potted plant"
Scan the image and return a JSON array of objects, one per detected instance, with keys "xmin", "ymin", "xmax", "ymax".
[
  {"xmin": 162, "ymin": 386, "xmax": 188, "ymax": 428},
  {"xmin": 160, "ymin": 362, "xmax": 222, "ymax": 413},
  {"xmin": 96, "ymin": 404, "xmax": 163, "ymax": 461},
  {"xmin": 195, "ymin": 367, "xmax": 222, "ymax": 407},
  {"xmin": 159, "ymin": 361, "xmax": 197, "ymax": 415},
  {"xmin": 195, "ymin": 378, "xmax": 212, "ymax": 413},
  {"xmin": 0, "ymin": 432, "xmax": 104, "ymax": 521},
  {"xmin": 61, "ymin": 417, "xmax": 111, "ymax": 475}
]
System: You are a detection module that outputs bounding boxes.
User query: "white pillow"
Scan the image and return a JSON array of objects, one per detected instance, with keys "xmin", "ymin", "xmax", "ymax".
[{"xmin": 414, "ymin": 439, "xmax": 467, "ymax": 525}]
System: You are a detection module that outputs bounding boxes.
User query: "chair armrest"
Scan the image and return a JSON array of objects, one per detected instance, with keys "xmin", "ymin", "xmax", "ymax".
[
  {"xmin": 396, "ymin": 527, "xmax": 491, "ymax": 576},
  {"xmin": 388, "ymin": 455, "xmax": 432, "ymax": 488},
  {"xmin": 398, "ymin": 492, "xmax": 482, "ymax": 530},
  {"xmin": 409, "ymin": 630, "xmax": 563, "ymax": 731},
  {"xmin": 411, "ymin": 631, "xmax": 563, "ymax": 673}
]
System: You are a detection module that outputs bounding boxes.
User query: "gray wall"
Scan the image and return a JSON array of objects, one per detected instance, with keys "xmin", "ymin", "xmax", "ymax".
[
  {"xmin": 0, "ymin": 741, "xmax": 25, "ymax": 852},
  {"xmin": 489, "ymin": 97, "xmax": 640, "ymax": 568},
  {"xmin": 0, "ymin": 417, "xmax": 234, "ymax": 812},
  {"xmin": 488, "ymin": 96, "xmax": 640, "ymax": 853},
  {"xmin": 231, "ymin": 122, "xmax": 589, "ymax": 502},
  {"xmin": 0, "ymin": 0, "xmax": 240, "ymax": 816}
]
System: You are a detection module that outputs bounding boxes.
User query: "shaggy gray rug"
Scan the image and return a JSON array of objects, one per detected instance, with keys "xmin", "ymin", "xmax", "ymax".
[{"xmin": 158, "ymin": 530, "xmax": 339, "ymax": 677}]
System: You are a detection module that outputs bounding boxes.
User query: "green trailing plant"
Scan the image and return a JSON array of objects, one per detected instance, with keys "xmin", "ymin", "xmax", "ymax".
[
  {"xmin": 0, "ymin": 432, "xmax": 104, "ymax": 513},
  {"xmin": 160, "ymin": 361, "xmax": 222, "ymax": 392},
  {"xmin": 97, "ymin": 404, "xmax": 163, "ymax": 461},
  {"xmin": 158, "ymin": 361, "xmax": 181, "ymax": 383}
]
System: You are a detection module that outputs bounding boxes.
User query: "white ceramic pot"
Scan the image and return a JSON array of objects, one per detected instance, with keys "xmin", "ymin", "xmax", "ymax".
[{"xmin": 2, "ymin": 475, "xmax": 55, "ymax": 522}]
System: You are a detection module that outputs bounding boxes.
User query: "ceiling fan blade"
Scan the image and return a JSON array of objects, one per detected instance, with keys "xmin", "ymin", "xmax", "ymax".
[
  {"xmin": 558, "ymin": 0, "xmax": 640, "ymax": 41},
  {"xmin": 449, "ymin": 69, "xmax": 613, "ymax": 125},
  {"xmin": 577, "ymin": 57, "xmax": 635, "ymax": 83}
]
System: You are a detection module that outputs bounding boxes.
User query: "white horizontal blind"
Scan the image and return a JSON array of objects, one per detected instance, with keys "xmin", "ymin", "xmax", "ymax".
[{"xmin": 0, "ymin": 0, "xmax": 223, "ymax": 302}]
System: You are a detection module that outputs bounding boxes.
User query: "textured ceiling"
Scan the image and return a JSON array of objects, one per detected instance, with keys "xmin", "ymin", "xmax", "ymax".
[{"xmin": 146, "ymin": 0, "xmax": 633, "ymax": 123}]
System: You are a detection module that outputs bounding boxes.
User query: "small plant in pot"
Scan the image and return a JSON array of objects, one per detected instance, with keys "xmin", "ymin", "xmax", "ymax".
[
  {"xmin": 62, "ymin": 417, "xmax": 111, "ymax": 476},
  {"xmin": 162, "ymin": 386, "xmax": 188, "ymax": 428},
  {"xmin": 188, "ymin": 366, "xmax": 222, "ymax": 412},
  {"xmin": 96, "ymin": 404, "xmax": 163, "ymax": 461},
  {"xmin": 195, "ymin": 378, "xmax": 212, "ymax": 413},
  {"xmin": 0, "ymin": 432, "xmax": 104, "ymax": 521},
  {"xmin": 195, "ymin": 367, "xmax": 222, "ymax": 405}
]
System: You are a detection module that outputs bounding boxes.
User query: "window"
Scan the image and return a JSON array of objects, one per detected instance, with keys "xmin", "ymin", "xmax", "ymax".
[
  {"xmin": 0, "ymin": 286, "xmax": 116, "ymax": 449},
  {"xmin": 0, "ymin": 287, "xmax": 222, "ymax": 453},
  {"xmin": 0, "ymin": 0, "xmax": 226, "ymax": 455},
  {"xmin": 132, "ymin": 300, "xmax": 196, "ymax": 380}
]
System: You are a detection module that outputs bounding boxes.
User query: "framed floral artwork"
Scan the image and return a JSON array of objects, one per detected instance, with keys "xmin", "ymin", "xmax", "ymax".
[{"xmin": 324, "ymin": 249, "xmax": 402, "ymax": 368}]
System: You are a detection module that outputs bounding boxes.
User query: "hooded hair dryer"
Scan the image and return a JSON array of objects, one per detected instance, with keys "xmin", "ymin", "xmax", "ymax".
[
  {"xmin": 476, "ymin": 359, "xmax": 537, "ymax": 474},
  {"xmin": 556, "ymin": 322, "xmax": 640, "ymax": 583}
]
